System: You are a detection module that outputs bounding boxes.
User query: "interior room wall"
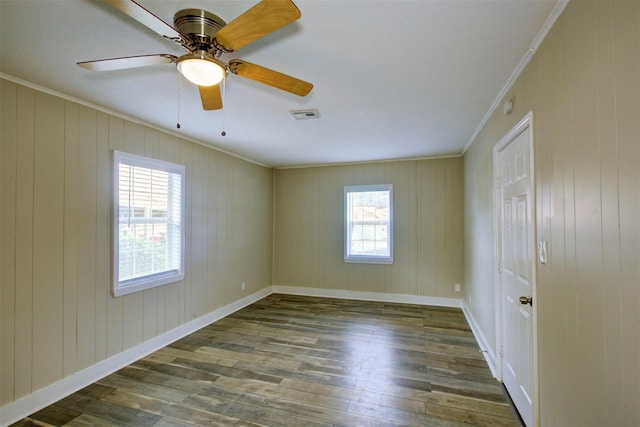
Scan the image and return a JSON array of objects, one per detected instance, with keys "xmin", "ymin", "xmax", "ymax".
[
  {"xmin": 463, "ymin": 1, "xmax": 639, "ymax": 425},
  {"xmin": 0, "ymin": 78, "xmax": 274, "ymax": 412},
  {"xmin": 273, "ymin": 158, "xmax": 464, "ymax": 302}
]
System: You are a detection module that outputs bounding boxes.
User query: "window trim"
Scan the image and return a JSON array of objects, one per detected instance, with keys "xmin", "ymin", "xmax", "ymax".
[
  {"xmin": 112, "ymin": 150, "xmax": 186, "ymax": 297},
  {"xmin": 344, "ymin": 184, "xmax": 394, "ymax": 265}
]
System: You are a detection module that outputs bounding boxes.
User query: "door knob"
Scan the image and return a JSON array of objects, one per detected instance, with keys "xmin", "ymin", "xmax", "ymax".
[{"xmin": 519, "ymin": 296, "xmax": 533, "ymax": 306}]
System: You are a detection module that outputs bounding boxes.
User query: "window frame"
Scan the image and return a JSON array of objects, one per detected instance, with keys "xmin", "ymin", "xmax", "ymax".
[
  {"xmin": 112, "ymin": 150, "xmax": 186, "ymax": 297},
  {"xmin": 344, "ymin": 184, "xmax": 394, "ymax": 265}
]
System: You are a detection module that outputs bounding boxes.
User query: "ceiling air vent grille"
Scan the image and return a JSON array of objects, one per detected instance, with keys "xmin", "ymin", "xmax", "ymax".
[{"xmin": 290, "ymin": 109, "xmax": 320, "ymax": 120}]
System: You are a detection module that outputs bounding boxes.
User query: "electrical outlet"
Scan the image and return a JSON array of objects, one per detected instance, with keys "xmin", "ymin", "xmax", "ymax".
[
  {"xmin": 241, "ymin": 282, "xmax": 246, "ymax": 290},
  {"xmin": 454, "ymin": 283, "xmax": 461, "ymax": 292}
]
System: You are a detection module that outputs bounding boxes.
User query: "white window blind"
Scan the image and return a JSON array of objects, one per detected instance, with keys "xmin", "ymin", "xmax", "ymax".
[
  {"xmin": 344, "ymin": 184, "xmax": 393, "ymax": 264},
  {"xmin": 113, "ymin": 151, "xmax": 185, "ymax": 296}
]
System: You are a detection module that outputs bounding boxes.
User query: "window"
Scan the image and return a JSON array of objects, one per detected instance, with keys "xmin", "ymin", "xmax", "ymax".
[
  {"xmin": 344, "ymin": 184, "xmax": 393, "ymax": 264},
  {"xmin": 113, "ymin": 151, "xmax": 185, "ymax": 297}
]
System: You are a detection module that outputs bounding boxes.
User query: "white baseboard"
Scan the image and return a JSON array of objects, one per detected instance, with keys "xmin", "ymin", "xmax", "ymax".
[
  {"xmin": 272, "ymin": 285, "xmax": 462, "ymax": 308},
  {"xmin": 461, "ymin": 301, "xmax": 499, "ymax": 378},
  {"xmin": 0, "ymin": 287, "xmax": 271, "ymax": 427}
]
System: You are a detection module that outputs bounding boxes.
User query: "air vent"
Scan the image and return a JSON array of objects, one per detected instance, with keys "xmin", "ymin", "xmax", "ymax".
[{"xmin": 290, "ymin": 109, "xmax": 320, "ymax": 120}]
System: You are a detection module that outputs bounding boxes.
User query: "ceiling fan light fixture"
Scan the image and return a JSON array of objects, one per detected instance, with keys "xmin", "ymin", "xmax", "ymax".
[{"xmin": 176, "ymin": 51, "xmax": 226, "ymax": 86}]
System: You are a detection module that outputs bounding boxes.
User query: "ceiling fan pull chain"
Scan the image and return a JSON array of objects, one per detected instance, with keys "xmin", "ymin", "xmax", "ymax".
[
  {"xmin": 221, "ymin": 77, "xmax": 227, "ymax": 136},
  {"xmin": 176, "ymin": 73, "xmax": 182, "ymax": 129}
]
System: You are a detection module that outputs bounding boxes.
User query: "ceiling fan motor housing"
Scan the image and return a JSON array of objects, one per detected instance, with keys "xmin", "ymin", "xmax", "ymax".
[{"xmin": 173, "ymin": 9, "xmax": 227, "ymax": 51}]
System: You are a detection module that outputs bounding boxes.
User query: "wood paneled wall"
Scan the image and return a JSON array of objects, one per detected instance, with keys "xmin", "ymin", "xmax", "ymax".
[
  {"xmin": 464, "ymin": 1, "xmax": 639, "ymax": 425},
  {"xmin": 274, "ymin": 158, "xmax": 464, "ymax": 298},
  {"xmin": 0, "ymin": 79, "xmax": 273, "ymax": 407}
]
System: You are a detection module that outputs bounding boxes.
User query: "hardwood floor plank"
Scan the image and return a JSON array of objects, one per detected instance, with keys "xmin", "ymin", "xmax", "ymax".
[
  {"xmin": 11, "ymin": 295, "xmax": 518, "ymax": 426},
  {"xmin": 222, "ymin": 402, "xmax": 335, "ymax": 427},
  {"xmin": 55, "ymin": 393, "xmax": 161, "ymax": 426},
  {"xmin": 211, "ymin": 376, "xmax": 349, "ymax": 411},
  {"xmin": 10, "ymin": 418, "xmax": 56, "ymax": 427},
  {"xmin": 428, "ymin": 391, "xmax": 513, "ymax": 418},
  {"xmin": 29, "ymin": 404, "xmax": 81, "ymax": 426},
  {"xmin": 97, "ymin": 374, "xmax": 194, "ymax": 403},
  {"xmin": 133, "ymin": 360, "xmax": 221, "ymax": 383},
  {"xmin": 346, "ymin": 400, "xmax": 466, "ymax": 427},
  {"xmin": 391, "ymin": 377, "xmax": 433, "ymax": 392},
  {"xmin": 75, "ymin": 384, "xmax": 115, "ymax": 400},
  {"xmin": 348, "ymin": 390, "xmax": 426, "ymax": 414},
  {"xmin": 192, "ymin": 383, "xmax": 268, "ymax": 408},
  {"xmin": 430, "ymin": 381, "xmax": 506, "ymax": 403},
  {"xmin": 354, "ymin": 378, "xmax": 435, "ymax": 402},
  {"xmin": 127, "ymin": 370, "xmax": 212, "ymax": 394},
  {"xmin": 279, "ymin": 378, "xmax": 426, "ymax": 414},
  {"xmin": 145, "ymin": 419, "xmax": 201, "ymax": 427},
  {"xmin": 64, "ymin": 414, "xmax": 129, "ymax": 427},
  {"xmin": 260, "ymin": 398, "xmax": 408, "ymax": 427},
  {"xmin": 160, "ymin": 346, "xmax": 239, "ymax": 367},
  {"xmin": 195, "ymin": 346, "xmax": 303, "ymax": 371},
  {"xmin": 171, "ymin": 357, "xmax": 284, "ymax": 384},
  {"xmin": 424, "ymin": 401, "xmax": 516, "ymax": 427},
  {"xmin": 232, "ymin": 359, "xmax": 359, "ymax": 389},
  {"xmin": 112, "ymin": 366, "xmax": 152, "ymax": 381},
  {"xmin": 101, "ymin": 389, "xmax": 243, "ymax": 426}
]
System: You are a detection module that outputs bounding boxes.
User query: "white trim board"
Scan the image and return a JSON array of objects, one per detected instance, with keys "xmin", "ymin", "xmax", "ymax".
[
  {"xmin": 461, "ymin": 302, "xmax": 499, "ymax": 378},
  {"xmin": 273, "ymin": 285, "xmax": 462, "ymax": 308},
  {"xmin": 0, "ymin": 287, "xmax": 272, "ymax": 427},
  {"xmin": 275, "ymin": 154, "xmax": 463, "ymax": 170},
  {"xmin": 463, "ymin": 0, "xmax": 569, "ymax": 154}
]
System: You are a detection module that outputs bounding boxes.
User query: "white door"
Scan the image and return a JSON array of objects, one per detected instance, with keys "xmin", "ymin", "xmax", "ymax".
[{"xmin": 497, "ymin": 117, "xmax": 536, "ymax": 426}]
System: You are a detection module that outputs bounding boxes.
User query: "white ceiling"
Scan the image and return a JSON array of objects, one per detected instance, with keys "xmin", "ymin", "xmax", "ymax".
[{"xmin": 0, "ymin": 0, "xmax": 560, "ymax": 167}]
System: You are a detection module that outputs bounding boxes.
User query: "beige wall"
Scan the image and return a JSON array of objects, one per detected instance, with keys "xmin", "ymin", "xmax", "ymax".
[
  {"xmin": 464, "ymin": 1, "xmax": 639, "ymax": 425},
  {"xmin": 0, "ymin": 79, "xmax": 273, "ymax": 407},
  {"xmin": 274, "ymin": 158, "xmax": 464, "ymax": 299}
]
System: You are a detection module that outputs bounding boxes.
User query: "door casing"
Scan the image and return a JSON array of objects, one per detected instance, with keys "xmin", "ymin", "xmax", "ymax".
[{"xmin": 493, "ymin": 111, "xmax": 539, "ymax": 426}]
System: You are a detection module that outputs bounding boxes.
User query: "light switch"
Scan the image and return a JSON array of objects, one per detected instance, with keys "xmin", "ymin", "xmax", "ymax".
[{"xmin": 538, "ymin": 240, "xmax": 548, "ymax": 264}]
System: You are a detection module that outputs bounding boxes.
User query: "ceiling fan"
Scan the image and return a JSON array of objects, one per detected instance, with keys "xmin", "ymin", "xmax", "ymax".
[{"xmin": 77, "ymin": 0, "xmax": 313, "ymax": 110}]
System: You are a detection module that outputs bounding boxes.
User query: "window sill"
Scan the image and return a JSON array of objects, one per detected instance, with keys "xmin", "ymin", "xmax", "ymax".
[
  {"xmin": 113, "ymin": 271, "xmax": 184, "ymax": 297},
  {"xmin": 344, "ymin": 256, "xmax": 393, "ymax": 265}
]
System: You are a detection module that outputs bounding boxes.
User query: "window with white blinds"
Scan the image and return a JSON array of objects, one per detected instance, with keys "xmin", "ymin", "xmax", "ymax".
[
  {"xmin": 344, "ymin": 184, "xmax": 394, "ymax": 264},
  {"xmin": 113, "ymin": 151, "xmax": 185, "ymax": 297}
]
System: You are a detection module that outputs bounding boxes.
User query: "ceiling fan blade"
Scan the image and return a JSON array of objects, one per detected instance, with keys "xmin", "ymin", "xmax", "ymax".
[
  {"xmin": 105, "ymin": 0, "xmax": 186, "ymax": 44},
  {"xmin": 77, "ymin": 54, "xmax": 177, "ymax": 72},
  {"xmin": 199, "ymin": 85, "xmax": 223, "ymax": 110},
  {"xmin": 214, "ymin": 0, "xmax": 301, "ymax": 52},
  {"xmin": 229, "ymin": 60, "xmax": 312, "ymax": 96}
]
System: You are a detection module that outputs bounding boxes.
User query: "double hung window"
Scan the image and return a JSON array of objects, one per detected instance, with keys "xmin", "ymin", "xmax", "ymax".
[
  {"xmin": 113, "ymin": 151, "xmax": 185, "ymax": 296},
  {"xmin": 344, "ymin": 184, "xmax": 393, "ymax": 264}
]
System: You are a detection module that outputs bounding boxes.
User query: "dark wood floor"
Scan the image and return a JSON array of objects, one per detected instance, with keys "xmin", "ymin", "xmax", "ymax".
[{"xmin": 12, "ymin": 294, "xmax": 518, "ymax": 426}]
